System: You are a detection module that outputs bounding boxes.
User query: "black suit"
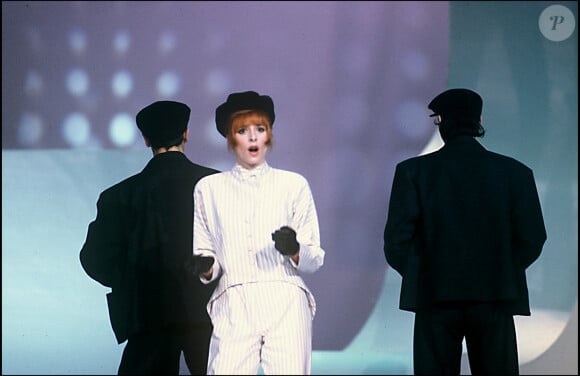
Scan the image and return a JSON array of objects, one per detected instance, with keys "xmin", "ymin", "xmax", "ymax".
[
  {"xmin": 80, "ymin": 151, "xmax": 219, "ymax": 375},
  {"xmin": 383, "ymin": 136, "xmax": 546, "ymax": 374}
]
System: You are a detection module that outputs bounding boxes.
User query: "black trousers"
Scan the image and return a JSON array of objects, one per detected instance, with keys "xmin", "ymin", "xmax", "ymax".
[
  {"xmin": 413, "ymin": 302, "xmax": 519, "ymax": 375},
  {"xmin": 118, "ymin": 323, "xmax": 213, "ymax": 375}
]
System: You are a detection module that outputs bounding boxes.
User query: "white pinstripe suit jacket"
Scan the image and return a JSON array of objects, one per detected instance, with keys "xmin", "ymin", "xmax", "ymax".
[{"xmin": 193, "ymin": 162, "xmax": 325, "ymax": 317}]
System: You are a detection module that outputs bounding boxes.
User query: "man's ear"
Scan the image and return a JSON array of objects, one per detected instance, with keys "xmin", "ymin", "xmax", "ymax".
[{"xmin": 435, "ymin": 115, "xmax": 442, "ymax": 126}]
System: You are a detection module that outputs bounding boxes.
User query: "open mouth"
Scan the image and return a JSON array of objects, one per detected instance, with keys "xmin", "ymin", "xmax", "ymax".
[{"xmin": 249, "ymin": 146, "xmax": 258, "ymax": 153}]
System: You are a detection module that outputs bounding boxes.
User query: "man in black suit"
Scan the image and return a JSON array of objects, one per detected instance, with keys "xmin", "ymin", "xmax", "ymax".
[
  {"xmin": 383, "ymin": 88, "xmax": 547, "ymax": 375},
  {"xmin": 80, "ymin": 100, "xmax": 219, "ymax": 375}
]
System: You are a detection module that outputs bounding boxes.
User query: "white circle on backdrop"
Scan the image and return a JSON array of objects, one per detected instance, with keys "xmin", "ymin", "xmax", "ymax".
[{"xmin": 539, "ymin": 4, "xmax": 576, "ymax": 42}]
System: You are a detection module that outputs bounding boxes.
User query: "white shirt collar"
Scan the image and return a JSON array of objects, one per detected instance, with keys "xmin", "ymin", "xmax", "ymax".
[{"xmin": 232, "ymin": 162, "xmax": 270, "ymax": 181}]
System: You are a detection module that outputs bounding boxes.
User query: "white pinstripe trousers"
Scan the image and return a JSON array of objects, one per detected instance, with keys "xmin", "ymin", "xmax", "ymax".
[{"xmin": 207, "ymin": 281, "xmax": 313, "ymax": 375}]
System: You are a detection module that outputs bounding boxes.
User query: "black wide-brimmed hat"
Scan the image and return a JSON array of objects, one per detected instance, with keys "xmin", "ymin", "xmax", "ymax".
[
  {"xmin": 428, "ymin": 88, "xmax": 482, "ymax": 120},
  {"xmin": 136, "ymin": 100, "xmax": 190, "ymax": 147},
  {"xmin": 215, "ymin": 91, "xmax": 275, "ymax": 137}
]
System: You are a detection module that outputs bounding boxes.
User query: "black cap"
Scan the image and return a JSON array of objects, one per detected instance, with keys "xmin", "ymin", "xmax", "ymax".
[
  {"xmin": 428, "ymin": 88, "xmax": 483, "ymax": 120},
  {"xmin": 136, "ymin": 101, "xmax": 190, "ymax": 147},
  {"xmin": 215, "ymin": 91, "xmax": 275, "ymax": 137}
]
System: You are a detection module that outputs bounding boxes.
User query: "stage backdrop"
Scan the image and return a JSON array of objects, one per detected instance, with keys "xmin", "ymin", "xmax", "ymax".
[{"xmin": 3, "ymin": 1, "xmax": 577, "ymax": 374}]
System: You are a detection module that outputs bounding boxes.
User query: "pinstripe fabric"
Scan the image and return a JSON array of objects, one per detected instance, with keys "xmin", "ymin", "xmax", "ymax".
[
  {"xmin": 208, "ymin": 282, "xmax": 312, "ymax": 374},
  {"xmin": 193, "ymin": 162, "xmax": 324, "ymax": 374}
]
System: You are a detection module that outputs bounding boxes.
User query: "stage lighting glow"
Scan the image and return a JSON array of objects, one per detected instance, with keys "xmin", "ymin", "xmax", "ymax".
[
  {"xmin": 26, "ymin": 26, "xmax": 43, "ymax": 55},
  {"xmin": 111, "ymin": 70, "xmax": 133, "ymax": 98},
  {"xmin": 66, "ymin": 68, "xmax": 89, "ymax": 97},
  {"xmin": 68, "ymin": 29, "xmax": 87, "ymax": 55},
  {"xmin": 157, "ymin": 71, "xmax": 180, "ymax": 97},
  {"xmin": 109, "ymin": 113, "xmax": 136, "ymax": 147},
  {"xmin": 62, "ymin": 112, "xmax": 90, "ymax": 148},
  {"xmin": 206, "ymin": 68, "xmax": 231, "ymax": 95},
  {"xmin": 113, "ymin": 31, "xmax": 131, "ymax": 55},
  {"xmin": 24, "ymin": 70, "xmax": 44, "ymax": 96},
  {"xmin": 159, "ymin": 31, "xmax": 176, "ymax": 55},
  {"xmin": 18, "ymin": 112, "xmax": 44, "ymax": 146}
]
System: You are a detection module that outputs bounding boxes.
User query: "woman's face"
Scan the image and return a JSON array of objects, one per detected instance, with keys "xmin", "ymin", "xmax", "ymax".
[{"xmin": 233, "ymin": 122, "xmax": 269, "ymax": 170}]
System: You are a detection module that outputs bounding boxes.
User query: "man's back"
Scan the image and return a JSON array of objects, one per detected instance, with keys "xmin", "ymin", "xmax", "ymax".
[
  {"xmin": 384, "ymin": 135, "xmax": 546, "ymax": 314},
  {"xmin": 80, "ymin": 100, "xmax": 219, "ymax": 374},
  {"xmin": 80, "ymin": 151, "xmax": 218, "ymax": 342},
  {"xmin": 384, "ymin": 87, "xmax": 547, "ymax": 375}
]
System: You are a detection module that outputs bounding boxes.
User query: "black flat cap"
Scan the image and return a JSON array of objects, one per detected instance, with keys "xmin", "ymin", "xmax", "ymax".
[
  {"xmin": 215, "ymin": 91, "xmax": 275, "ymax": 137},
  {"xmin": 428, "ymin": 88, "xmax": 483, "ymax": 120},
  {"xmin": 136, "ymin": 101, "xmax": 190, "ymax": 147}
]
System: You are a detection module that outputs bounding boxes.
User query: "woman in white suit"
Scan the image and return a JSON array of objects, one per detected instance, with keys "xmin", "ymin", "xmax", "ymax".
[{"xmin": 193, "ymin": 90, "xmax": 325, "ymax": 375}]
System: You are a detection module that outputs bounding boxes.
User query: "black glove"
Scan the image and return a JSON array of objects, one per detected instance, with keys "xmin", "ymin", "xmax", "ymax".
[
  {"xmin": 183, "ymin": 255, "xmax": 214, "ymax": 276},
  {"xmin": 271, "ymin": 226, "xmax": 299, "ymax": 256}
]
